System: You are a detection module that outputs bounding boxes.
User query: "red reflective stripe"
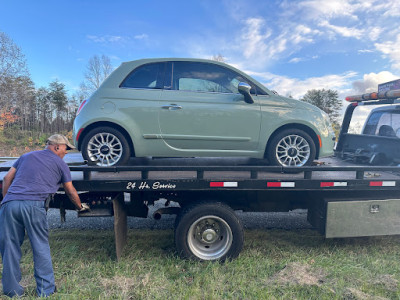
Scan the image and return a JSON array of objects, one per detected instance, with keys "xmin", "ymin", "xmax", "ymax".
[
  {"xmin": 210, "ymin": 182, "xmax": 224, "ymax": 187},
  {"xmin": 267, "ymin": 182, "xmax": 281, "ymax": 187},
  {"xmin": 369, "ymin": 181, "xmax": 383, "ymax": 186},
  {"xmin": 76, "ymin": 128, "xmax": 85, "ymax": 143},
  {"xmin": 76, "ymin": 99, "xmax": 87, "ymax": 115},
  {"xmin": 320, "ymin": 182, "xmax": 334, "ymax": 187}
]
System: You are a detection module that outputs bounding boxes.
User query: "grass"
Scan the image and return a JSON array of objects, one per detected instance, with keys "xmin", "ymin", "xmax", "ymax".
[{"xmin": 1, "ymin": 229, "xmax": 399, "ymax": 299}]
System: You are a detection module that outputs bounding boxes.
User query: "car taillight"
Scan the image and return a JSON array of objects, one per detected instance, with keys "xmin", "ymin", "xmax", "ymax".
[{"xmin": 76, "ymin": 100, "xmax": 87, "ymax": 116}]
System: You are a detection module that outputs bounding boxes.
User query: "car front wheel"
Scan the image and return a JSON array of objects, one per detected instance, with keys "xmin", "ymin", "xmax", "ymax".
[
  {"xmin": 81, "ymin": 126, "xmax": 131, "ymax": 166},
  {"xmin": 267, "ymin": 129, "xmax": 316, "ymax": 167}
]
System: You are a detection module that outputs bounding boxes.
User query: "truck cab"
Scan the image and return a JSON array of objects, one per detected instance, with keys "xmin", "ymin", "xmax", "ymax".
[{"xmin": 335, "ymin": 82, "xmax": 400, "ymax": 165}]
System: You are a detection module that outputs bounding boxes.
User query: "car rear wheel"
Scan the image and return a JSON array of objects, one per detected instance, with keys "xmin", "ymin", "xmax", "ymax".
[
  {"xmin": 81, "ymin": 126, "xmax": 131, "ymax": 166},
  {"xmin": 267, "ymin": 128, "xmax": 316, "ymax": 167}
]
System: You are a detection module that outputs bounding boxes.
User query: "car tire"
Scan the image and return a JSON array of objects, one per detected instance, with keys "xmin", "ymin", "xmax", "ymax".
[
  {"xmin": 267, "ymin": 128, "xmax": 316, "ymax": 167},
  {"xmin": 81, "ymin": 126, "xmax": 131, "ymax": 166},
  {"xmin": 174, "ymin": 202, "xmax": 244, "ymax": 261}
]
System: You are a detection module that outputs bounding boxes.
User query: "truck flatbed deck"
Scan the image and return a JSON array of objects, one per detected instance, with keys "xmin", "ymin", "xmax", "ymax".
[{"xmin": 1, "ymin": 156, "xmax": 400, "ymax": 261}]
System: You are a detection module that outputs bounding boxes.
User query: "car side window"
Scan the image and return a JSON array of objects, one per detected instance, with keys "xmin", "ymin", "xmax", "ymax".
[
  {"xmin": 172, "ymin": 62, "xmax": 258, "ymax": 94},
  {"xmin": 120, "ymin": 63, "xmax": 165, "ymax": 89}
]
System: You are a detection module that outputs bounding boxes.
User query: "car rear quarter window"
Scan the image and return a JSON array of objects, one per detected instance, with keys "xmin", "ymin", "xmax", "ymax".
[{"xmin": 120, "ymin": 62, "xmax": 164, "ymax": 89}]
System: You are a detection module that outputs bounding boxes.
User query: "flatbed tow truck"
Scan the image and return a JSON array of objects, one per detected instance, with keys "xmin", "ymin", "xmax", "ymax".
[{"xmin": 2, "ymin": 90, "xmax": 400, "ymax": 262}]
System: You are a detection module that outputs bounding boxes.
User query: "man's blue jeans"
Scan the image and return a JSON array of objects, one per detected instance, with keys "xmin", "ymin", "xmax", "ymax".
[{"xmin": 0, "ymin": 200, "xmax": 56, "ymax": 297}]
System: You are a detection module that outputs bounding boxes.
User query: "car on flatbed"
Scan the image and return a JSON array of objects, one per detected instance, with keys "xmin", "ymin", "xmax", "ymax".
[{"xmin": 73, "ymin": 58, "xmax": 335, "ymax": 167}]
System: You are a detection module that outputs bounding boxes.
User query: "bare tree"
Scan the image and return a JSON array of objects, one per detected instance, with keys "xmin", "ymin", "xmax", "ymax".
[
  {"xmin": 49, "ymin": 80, "xmax": 68, "ymax": 132},
  {"xmin": 0, "ymin": 31, "xmax": 31, "ymax": 131},
  {"xmin": 35, "ymin": 87, "xmax": 51, "ymax": 133},
  {"xmin": 0, "ymin": 31, "xmax": 78, "ymax": 136},
  {"xmin": 0, "ymin": 31, "xmax": 28, "ymax": 83},
  {"xmin": 211, "ymin": 54, "xmax": 225, "ymax": 62},
  {"xmin": 80, "ymin": 55, "xmax": 114, "ymax": 97}
]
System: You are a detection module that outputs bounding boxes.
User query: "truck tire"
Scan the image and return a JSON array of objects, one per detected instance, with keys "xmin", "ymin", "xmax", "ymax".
[
  {"xmin": 267, "ymin": 128, "xmax": 316, "ymax": 167},
  {"xmin": 174, "ymin": 202, "xmax": 244, "ymax": 261},
  {"xmin": 81, "ymin": 126, "xmax": 131, "ymax": 166}
]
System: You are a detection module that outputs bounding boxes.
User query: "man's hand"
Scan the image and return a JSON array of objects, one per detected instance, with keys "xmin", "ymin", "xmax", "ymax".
[{"xmin": 77, "ymin": 203, "xmax": 90, "ymax": 213}]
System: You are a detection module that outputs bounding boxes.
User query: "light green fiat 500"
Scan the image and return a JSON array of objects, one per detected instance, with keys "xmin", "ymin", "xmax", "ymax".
[{"xmin": 73, "ymin": 58, "xmax": 335, "ymax": 167}]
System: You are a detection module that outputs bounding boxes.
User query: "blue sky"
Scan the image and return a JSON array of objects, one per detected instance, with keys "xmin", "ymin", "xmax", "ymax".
[{"xmin": 1, "ymin": 0, "xmax": 400, "ymax": 103}]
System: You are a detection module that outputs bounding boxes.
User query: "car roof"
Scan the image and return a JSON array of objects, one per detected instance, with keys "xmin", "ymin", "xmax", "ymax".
[
  {"xmin": 371, "ymin": 105, "xmax": 400, "ymax": 113},
  {"xmin": 118, "ymin": 58, "xmax": 271, "ymax": 94}
]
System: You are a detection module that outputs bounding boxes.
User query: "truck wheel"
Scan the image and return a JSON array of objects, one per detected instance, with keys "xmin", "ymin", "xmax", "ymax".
[
  {"xmin": 174, "ymin": 202, "xmax": 244, "ymax": 261},
  {"xmin": 267, "ymin": 128, "xmax": 316, "ymax": 167},
  {"xmin": 81, "ymin": 126, "xmax": 131, "ymax": 166}
]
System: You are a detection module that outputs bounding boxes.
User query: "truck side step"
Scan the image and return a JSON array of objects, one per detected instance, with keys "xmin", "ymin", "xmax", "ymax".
[{"xmin": 78, "ymin": 208, "xmax": 113, "ymax": 217}]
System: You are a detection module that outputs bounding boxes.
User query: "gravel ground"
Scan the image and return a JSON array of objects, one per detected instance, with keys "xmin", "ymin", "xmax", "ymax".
[{"xmin": 47, "ymin": 200, "xmax": 312, "ymax": 231}]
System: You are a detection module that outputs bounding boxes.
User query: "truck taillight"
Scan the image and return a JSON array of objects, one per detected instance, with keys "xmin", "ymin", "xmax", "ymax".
[{"xmin": 76, "ymin": 100, "xmax": 87, "ymax": 116}]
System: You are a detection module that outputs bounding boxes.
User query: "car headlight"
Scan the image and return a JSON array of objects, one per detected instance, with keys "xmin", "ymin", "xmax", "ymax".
[{"xmin": 321, "ymin": 111, "xmax": 335, "ymax": 135}]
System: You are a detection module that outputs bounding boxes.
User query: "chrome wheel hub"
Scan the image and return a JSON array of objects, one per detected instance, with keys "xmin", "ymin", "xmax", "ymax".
[
  {"xmin": 188, "ymin": 216, "xmax": 233, "ymax": 260},
  {"xmin": 276, "ymin": 134, "xmax": 310, "ymax": 167},
  {"xmin": 87, "ymin": 132, "xmax": 123, "ymax": 166}
]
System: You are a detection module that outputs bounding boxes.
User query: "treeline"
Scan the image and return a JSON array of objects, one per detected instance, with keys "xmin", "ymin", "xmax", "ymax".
[
  {"xmin": 0, "ymin": 31, "xmax": 113, "ymax": 142},
  {"xmin": 0, "ymin": 76, "xmax": 79, "ymax": 135},
  {"xmin": 0, "ymin": 31, "xmax": 81, "ymax": 139}
]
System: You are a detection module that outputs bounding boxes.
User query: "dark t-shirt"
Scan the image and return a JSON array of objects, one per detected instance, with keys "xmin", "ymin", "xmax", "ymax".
[{"xmin": 2, "ymin": 149, "xmax": 72, "ymax": 203}]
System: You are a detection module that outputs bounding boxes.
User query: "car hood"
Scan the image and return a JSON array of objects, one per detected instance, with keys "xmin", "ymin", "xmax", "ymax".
[{"xmin": 281, "ymin": 96, "xmax": 323, "ymax": 114}]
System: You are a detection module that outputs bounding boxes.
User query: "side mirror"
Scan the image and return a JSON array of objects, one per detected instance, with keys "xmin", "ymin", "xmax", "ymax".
[{"xmin": 238, "ymin": 82, "xmax": 254, "ymax": 104}]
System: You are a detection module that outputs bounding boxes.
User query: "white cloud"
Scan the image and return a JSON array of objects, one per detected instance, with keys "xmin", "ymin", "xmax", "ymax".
[
  {"xmin": 368, "ymin": 27, "xmax": 382, "ymax": 41},
  {"xmin": 237, "ymin": 17, "xmax": 320, "ymax": 69},
  {"xmin": 371, "ymin": 1, "xmax": 400, "ymax": 17},
  {"xmin": 241, "ymin": 18, "xmax": 272, "ymax": 60},
  {"xmin": 134, "ymin": 34, "xmax": 148, "ymax": 40},
  {"xmin": 282, "ymin": 0, "xmax": 358, "ymax": 20},
  {"xmin": 289, "ymin": 57, "xmax": 304, "ymax": 64},
  {"xmin": 249, "ymin": 70, "xmax": 357, "ymax": 99},
  {"xmin": 358, "ymin": 49, "xmax": 374, "ymax": 54},
  {"xmin": 318, "ymin": 20, "xmax": 363, "ymax": 39},
  {"xmin": 351, "ymin": 71, "xmax": 399, "ymax": 93},
  {"xmin": 288, "ymin": 55, "xmax": 319, "ymax": 64},
  {"xmin": 87, "ymin": 35, "xmax": 123, "ymax": 43},
  {"xmin": 290, "ymin": 24, "xmax": 320, "ymax": 44},
  {"xmin": 374, "ymin": 34, "xmax": 400, "ymax": 70}
]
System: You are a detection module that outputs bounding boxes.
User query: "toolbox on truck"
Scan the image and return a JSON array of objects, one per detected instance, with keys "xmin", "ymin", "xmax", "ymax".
[{"xmin": 309, "ymin": 198, "xmax": 400, "ymax": 238}]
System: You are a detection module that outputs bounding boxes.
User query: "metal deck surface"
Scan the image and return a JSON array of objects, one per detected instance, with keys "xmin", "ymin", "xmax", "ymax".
[{"xmin": 1, "ymin": 154, "xmax": 400, "ymax": 182}]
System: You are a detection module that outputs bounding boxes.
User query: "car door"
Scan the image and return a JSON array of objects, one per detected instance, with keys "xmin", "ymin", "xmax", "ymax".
[
  {"xmin": 158, "ymin": 61, "xmax": 261, "ymax": 153},
  {"xmin": 118, "ymin": 62, "xmax": 165, "ymax": 154}
]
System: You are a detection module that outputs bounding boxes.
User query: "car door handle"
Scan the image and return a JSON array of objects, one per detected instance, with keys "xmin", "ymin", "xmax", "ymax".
[{"xmin": 161, "ymin": 104, "xmax": 182, "ymax": 110}]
